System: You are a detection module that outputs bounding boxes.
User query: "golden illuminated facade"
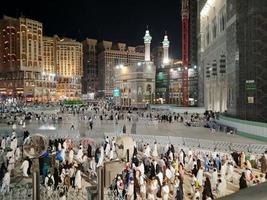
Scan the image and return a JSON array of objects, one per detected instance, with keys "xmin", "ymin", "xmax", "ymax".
[
  {"xmin": 55, "ymin": 37, "xmax": 83, "ymax": 100},
  {"xmin": 0, "ymin": 16, "xmax": 45, "ymax": 101},
  {"xmin": 42, "ymin": 36, "xmax": 57, "ymax": 101},
  {"xmin": 43, "ymin": 35, "xmax": 83, "ymax": 100}
]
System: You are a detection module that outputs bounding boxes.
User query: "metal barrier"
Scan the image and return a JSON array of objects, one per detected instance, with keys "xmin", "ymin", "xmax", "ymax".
[
  {"xmin": 217, "ymin": 115, "xmax": 267, "ymax": 139},
  {"xmin": 104, "ymin": 133, "xmax": 267, "ymax": 154}
]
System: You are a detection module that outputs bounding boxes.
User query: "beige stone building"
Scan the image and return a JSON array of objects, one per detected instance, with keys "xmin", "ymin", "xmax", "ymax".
[
  {"xmin": 0, "ymin": 16, "xmax": 82, "ymax": 102},
  {"xmin": 42, "ymin": 36, "xmax": 57, "ymax": 101},
  {"xmin": 114, "ymin": 29, "xmax": 156, "ymax": 108},
  {"xmin": 0, "ymin": 16, "xmax": 45, "ymax": 101},
  {"xmin": 200, "ymin": 0, "xmax": 227, "ymax": 112},
  {"xmin": 52, "ymin": 36, "xmax": 83, "ymax": 100},
  {"xmin": 97, "ymin": 41, "xmax": 145, "ymax": 97}
]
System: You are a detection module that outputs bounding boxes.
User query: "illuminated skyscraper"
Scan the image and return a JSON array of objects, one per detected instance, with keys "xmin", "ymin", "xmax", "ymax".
[
  {"xmin": 43, "ymin": 35, "xmax": 83, "ymax": 100},
  {"xmin": 0, "ymin": 15, "xmax": 44, "ymax": 101}
]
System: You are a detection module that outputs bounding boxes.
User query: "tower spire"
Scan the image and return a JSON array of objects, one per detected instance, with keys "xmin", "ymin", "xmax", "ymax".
[
  {"xmin": 144, "ymin": 27, "xmax": 152, "ymax": 62},
  {"xmin": 162, "ymin": 31, "xmax": 170, "ymax": 65}
]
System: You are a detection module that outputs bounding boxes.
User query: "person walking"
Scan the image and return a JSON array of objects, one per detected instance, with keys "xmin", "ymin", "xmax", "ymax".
[
  {"xmin": 239, "ymin": 172, "xmax": 248, "ymax": 190},
  {"xmin": 75, "ymin": 166, "xmax": 82, "ymax": 191},
  {"xmin": 20, "ymin": 158, "xmax": 29, "ymax": 177},
  {"xmin": 0, "ymin": 171, "xmax": 10, "ymax": 193},
  {"xmin": 202, "ymin": 177, "xmax": 214, "ymax": 200}
]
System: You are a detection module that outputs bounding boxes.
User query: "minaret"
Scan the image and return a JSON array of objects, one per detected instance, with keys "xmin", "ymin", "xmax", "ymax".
[
  {"xmin": 143, "ymin": 27, "xmax": 152, "ymax": 62},
  {"xmin": 162, "ymin": 31, "xmax": 170, "ymax": 65}
]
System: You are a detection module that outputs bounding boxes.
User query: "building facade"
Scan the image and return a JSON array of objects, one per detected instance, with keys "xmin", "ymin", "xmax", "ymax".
[
  {"xmin": 114, "ymin": 62, "xmax": 155, "ymax": 108},
  {"xmin": 154, "ymin": 33, "xmax": 198, "ymax": 106},
  {"xmin": 197, "ymin": 0, "xmax": 207, "ymax": 107},
  {"xmin": 200, "ymin": 0, "xmax": 227, "ymax": 112},
  {"xmin": 199, "ymin": 0, "xmax": 267, "ymax": 122},
  {"xmin": 55, "ymin": 37, "xmax": 83, "ymax": 100},
  {"xmin": 82, "ymin": 38, "xmax": 98, "ymax": 95},
  {"xmin": 114, "ymin": 29, "xmax": 155, "ymax": 108},
  {"xmin": 43, "ymin": 35, "xmax": 83, "ymax": 100},
  {"xmin": 155, "ymin": 61, "xmax": 198, "ymax": 106},
  {"xmin": 0, "ymin": 16, "xmax": 83, "ymax": 102},
  {"xmin": 97, "ymin": 41, "xmax": 145, "ymax": 97},
  {"xmin": 43, "ymin": 36, "xmax": 57, "ymax": 101},
  {"xmin": 0, "ymin": 16, "xmax": 44, "ymax": 101}
]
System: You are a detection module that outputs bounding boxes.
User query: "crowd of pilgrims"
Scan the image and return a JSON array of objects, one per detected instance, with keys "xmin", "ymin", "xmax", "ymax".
[
  {"xmin": 0, "ymin": 103, "xmax": 266, "ymax": 200},
  {"xmin": 0, "ymin": 126, "xmax": 266, "ymax": 200},
  {"xmin": 106, "ymin": 138, "xmax": 267, "ymax": 200},
  {"xmin": 0, "ymin": 112, "xmax": 117, "ymax": 199}
]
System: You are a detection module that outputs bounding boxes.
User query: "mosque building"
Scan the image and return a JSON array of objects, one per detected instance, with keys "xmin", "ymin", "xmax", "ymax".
[{"xmin": 114, "ymin": 29, "xmax": 156, "ymax": 108}]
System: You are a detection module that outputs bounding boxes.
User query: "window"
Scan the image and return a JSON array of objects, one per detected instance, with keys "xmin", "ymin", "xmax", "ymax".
[
  {"xmin": 206, "ymin": 25, "xmax": 210, "ymax": 46},
  {"xmin": 220, "ymin": 6, "xmax": 226, "ymax": 32},
  {"xmin": 212, "ymin": 17, "xmax": 217, "ymax": 39}
]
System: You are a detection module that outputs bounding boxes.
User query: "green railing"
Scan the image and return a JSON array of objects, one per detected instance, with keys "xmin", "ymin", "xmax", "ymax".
[
  {"xmin": 219, "ymin": 115, "xmax": 267, "ymax": 128},
  {"xmin": 217, "ymin": 115, "xmax": 267, "ymax": 142}
]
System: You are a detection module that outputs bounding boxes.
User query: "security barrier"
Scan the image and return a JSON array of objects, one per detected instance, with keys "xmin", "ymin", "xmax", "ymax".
[
  {"xmin": 216, "ymin": 115, "xmax": 267, "ymax": 140},
  {"xmin": 104, "ymin": 132, "xmax": 267, "ymax": 154}
]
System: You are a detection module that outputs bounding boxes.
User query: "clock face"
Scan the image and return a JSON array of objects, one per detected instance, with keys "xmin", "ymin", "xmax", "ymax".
[{"xmin": 23, "ymin": 134, "xmax": 48, "ymax": 158}]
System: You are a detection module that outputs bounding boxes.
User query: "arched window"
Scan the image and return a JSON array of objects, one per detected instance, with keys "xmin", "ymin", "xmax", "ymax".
[{"xmin": 146, "ymin": 84, "xmax": 152, "ymax": 93}]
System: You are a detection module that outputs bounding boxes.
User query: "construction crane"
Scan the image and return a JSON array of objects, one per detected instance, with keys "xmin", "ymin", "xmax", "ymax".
[{"xmin": 181, "ymin": 0, "xmax": 189, "ymax": 107}]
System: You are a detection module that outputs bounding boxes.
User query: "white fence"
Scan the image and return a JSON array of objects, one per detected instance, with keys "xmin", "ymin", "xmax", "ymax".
[
  {"xmin": 104, "ymin": 133, "xmax": 267, "ymax": 154},
  {"xmin": 150, "ymin": 105, "xmax": 206, "ymax": 114},
  {"xmin": 216, "ymin": 115, "xmax": 267, "ymax": 139}
]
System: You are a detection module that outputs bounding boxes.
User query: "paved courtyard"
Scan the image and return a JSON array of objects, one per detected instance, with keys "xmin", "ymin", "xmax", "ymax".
[
  {"xmin": 1, "ymin": 109, "xmax": 266, "ymax": 200},
  {"xmin": 1, "ymin": 112, "xmax": 264, "ymax": 145}
]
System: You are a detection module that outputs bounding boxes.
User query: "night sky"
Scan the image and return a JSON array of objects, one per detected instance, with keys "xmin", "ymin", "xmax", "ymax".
[{"xmin": 1, "ymin": 0, "xmax": 182, "ymax": 59}]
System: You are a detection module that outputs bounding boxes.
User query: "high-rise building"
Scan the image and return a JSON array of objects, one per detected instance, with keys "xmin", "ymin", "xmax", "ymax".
[
  {"xmin": 97, "ymin": 41, "xmax": 145, "ymax": 97},
  {"xmin": 56, "ymin": 37, "xmax": 83, "ymax": 100},
  {"xmin": 43, "ymin": 35, "xmax": 83, "ymax": 100},
  {"xmin": 199, "ymin": 0, "xmax": 267, "ymax": 122},
  {"xmin": 0, "ymin": 16, "xmax": 44, "ymax": 101},
  {"xmin": 82, "ymin": 38, "xmax": 98, "ymax": 95},
  {"xmin": 43, "ymin": 36, "xmax": 57, "ymax": 101}
]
